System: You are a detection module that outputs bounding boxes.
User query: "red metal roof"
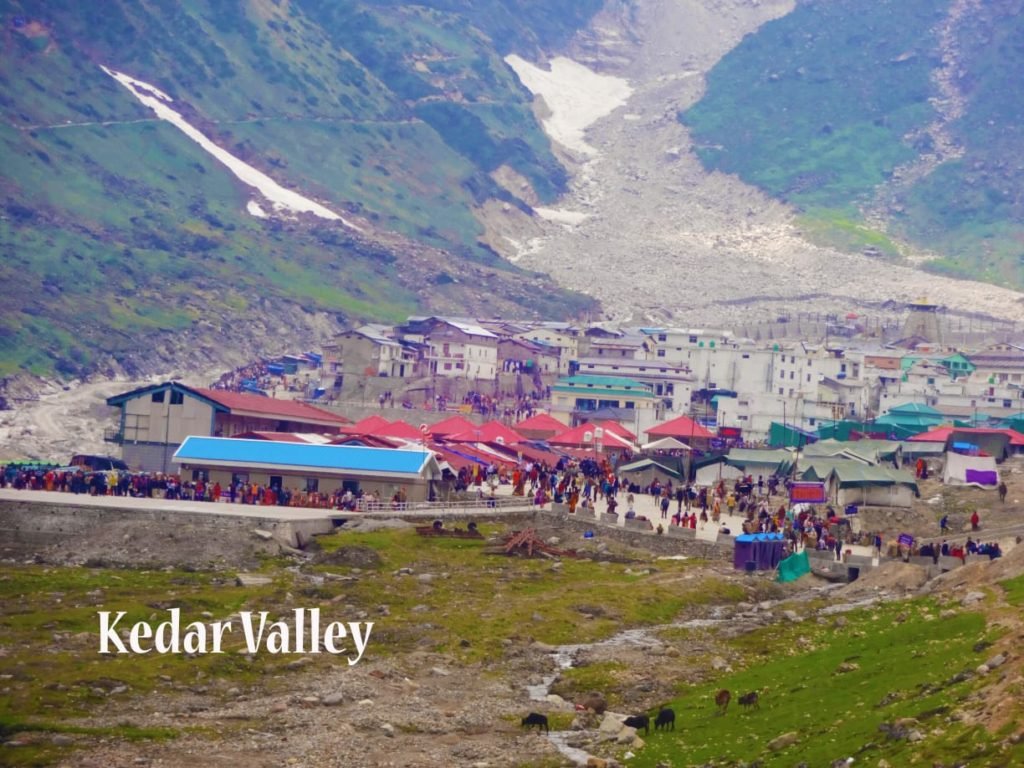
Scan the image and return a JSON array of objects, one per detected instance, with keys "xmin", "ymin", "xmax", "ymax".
[
  {"xmin": 547, "ymin": 420, "xmax": 635, "ymax": 448},
  {"xmin": 515, "ymin": 413, "xmax": 568, "ymax": 435},
  {"xmin": 374, "ymin": 420, "xmax": 423, "ymax": 439},
  {"xmin": 910, "ymin": 426, "xmax": 1024, "ymax": 446},
  {"xmin": 446, "ymin": 421, "xmax": 525, "ymax": 445},
  {"xmin": 645, "ymin": 415, "xmax": 714, "ymax": 440},
  {"xmin": 428, "ymin": 415, "xmax": 478, "ymax": 435},
  {"xmin": 346, "ymin": 414, "xmax": 392, "ymax": 434},
  {"xmin": 193, "ymin": 388, "xmax": 350, "ymax": 425}
]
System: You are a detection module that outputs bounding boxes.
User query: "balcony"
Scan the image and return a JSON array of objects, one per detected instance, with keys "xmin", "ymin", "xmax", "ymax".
[{"xmin": 103, "ymin": 428, "xmax": 123, "ymax": 444}]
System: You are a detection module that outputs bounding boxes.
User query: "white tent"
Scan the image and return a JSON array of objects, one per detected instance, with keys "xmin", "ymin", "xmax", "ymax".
[
  {"xmin": 641, "ymin": 437, "xmax": 692, "ymax": 452},
  {"xmin": 695, "ymin": 459, "xmax": 743, "ymax": 487},
  {"xmin": 943, "ymin": 451, "xmax": 999, "ymax": 488}
]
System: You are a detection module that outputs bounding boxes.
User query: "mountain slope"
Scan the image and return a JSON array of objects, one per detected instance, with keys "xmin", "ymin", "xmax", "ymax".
[
  {"xmin": 506, "ymin": 0, "xmax": 1024, "ymax": 327},
  {"xmin": 682, "ymin": 0, "xmax": 1024, "ymax": 287},
  {"xmin": 0, "ymin": 0, "xmax": 601, "ymax": 379}
]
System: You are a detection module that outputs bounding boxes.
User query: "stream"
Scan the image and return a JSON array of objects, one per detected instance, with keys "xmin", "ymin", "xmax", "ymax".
[{"xmin": 526, "ymin": 612, "xmax": 732, "ymax": 766}]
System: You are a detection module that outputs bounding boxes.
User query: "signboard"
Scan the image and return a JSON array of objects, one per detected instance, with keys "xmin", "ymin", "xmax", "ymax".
[
  {"xmin": 789, "ymin": 481, "xmax": 827, "ymax": 504},
  {"xmin": 898, "ymin": 533, "xmax": 914, "ymax": 548}
]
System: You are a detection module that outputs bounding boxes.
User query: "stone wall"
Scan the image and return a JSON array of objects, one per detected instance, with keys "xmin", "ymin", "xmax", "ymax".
[{"xmin": 0, "ymin": 498, "xmax": 333, "ymax": 568}]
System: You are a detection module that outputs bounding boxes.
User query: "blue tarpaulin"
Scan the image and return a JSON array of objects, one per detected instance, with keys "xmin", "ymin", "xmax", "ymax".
[{"xmin": 733, "ymin": 532, "xmax": 785, "ymax": 571}]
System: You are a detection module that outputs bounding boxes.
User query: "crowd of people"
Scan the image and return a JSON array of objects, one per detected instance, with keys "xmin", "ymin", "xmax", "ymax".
[
  {"xmin": 209, "ymin": 360, "xmax": 274, "ymax": 392},
  {"xmin": 3, "ymin": 451, "xmax": 1013, "ymax": 568}
]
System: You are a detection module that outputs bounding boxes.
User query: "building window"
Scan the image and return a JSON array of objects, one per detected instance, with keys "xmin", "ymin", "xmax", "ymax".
[
  {"xmin": 444, "ymin": 362, "xmax": 452, "ymax": 371},
  {"xmin": 1003, "ymin": 400, "xmax": 1012, "ymax": 408},
  {"xmin": 151, "ymin": 391, "xmax": 165, "ymax": 403},
  {"xmin": 170, "ymin": 391, "xmax": 184, "ymax": 405},
  {"xmin": 807, "ymin": 374, "xmax": 811, "ymax": 382},
  {"xmin": 456, "ymin": 362, "xmax": 464, "ymax": 370},
  {"xmin": 779, "ymin": 388, "xmax": 784, "ymax": 395},
  {"xmin": 742, "ymin": 353, "xmax": 750, "ymax": 359},
  {"xmin": 789, "ymin": 371, "xmax": 795, "ymax": 380},
  {"xmin": 689, "ymin": 335, "xmax": 698, "ymax": 343},
  {"xmin": 657, "ymin": 349, "xmax": 666, "ymax": 358},
  {"xmin": 780, "ymin": 369, "xmax": 785, "ymax": 378},
  {"xmin": 657, "ymin": 333, "xmax": 666, "ymax": 341},
  {"xmin": 306, "ymin": 478, "xmax": 319, "ymax": 493}
]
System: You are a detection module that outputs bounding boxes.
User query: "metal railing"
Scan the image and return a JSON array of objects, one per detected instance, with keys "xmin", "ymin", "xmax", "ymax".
[{"xmin": 350, "ymin": 496, "xmax": 533, "ymax": 515}]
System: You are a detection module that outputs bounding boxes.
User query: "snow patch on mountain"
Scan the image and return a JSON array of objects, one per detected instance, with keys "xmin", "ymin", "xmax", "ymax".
[
  {"xmin": 101, "ymin": 66, "xmax": 359, "ymax": 229},
  {"xmin": 505, "ymin": 55, "xmax": 631, "ymax": 156}
]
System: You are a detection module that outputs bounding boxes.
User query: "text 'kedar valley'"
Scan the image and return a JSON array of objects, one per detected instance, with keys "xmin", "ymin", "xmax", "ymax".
[{"xmin": 98, "ymin": 608, "xmax": 372, "ymax": 664}]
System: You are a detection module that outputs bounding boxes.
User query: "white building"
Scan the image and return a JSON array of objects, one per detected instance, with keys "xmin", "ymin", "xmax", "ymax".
[{"xmin": 397, "ymin": 317, "xmax": 499, "ymax": 380}]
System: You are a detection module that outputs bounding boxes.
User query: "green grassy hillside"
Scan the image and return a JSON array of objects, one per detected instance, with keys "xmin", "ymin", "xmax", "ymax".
[
  {"xmin": 0, "ymin": 0, "xmax": 601, "ymax": 378},
  {"xmin": 683, "ymin": 0, "xmax": 1024, "ymax": 288}
]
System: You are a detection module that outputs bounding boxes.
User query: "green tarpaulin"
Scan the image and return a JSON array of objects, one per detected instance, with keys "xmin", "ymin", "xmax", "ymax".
[{"xmin": 777, "ymin": 550, "xmax": 811, "ymax": 583}]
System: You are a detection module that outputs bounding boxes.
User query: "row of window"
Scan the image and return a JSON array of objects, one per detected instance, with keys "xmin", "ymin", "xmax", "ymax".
[{"xmin": 151, "ymin": 390, "xmax": 184, "ymax": 405}]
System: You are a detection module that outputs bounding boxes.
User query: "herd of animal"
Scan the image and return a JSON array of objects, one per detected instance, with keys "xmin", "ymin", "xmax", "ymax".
[{"xmin": 522, "ymin": 689, "xmax": 760, "ymax": 737}]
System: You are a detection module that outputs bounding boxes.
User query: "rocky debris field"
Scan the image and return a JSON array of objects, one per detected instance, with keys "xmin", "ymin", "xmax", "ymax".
[{"xmin": 507, "ymin": 0, "xmax": 1024, "ymax": 324}]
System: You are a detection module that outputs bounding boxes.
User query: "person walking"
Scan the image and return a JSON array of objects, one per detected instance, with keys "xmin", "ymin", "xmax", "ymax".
[
  {"xmin": 940, "ymin": 514, "xmax": 949, "ymax": 534},
  {"xmin": 971, "ymin": 510, "xmax": 980, "ymax": 531},
  {"xmin": 998, "ymin": 481, "xmax": 1007, "ymax": 503}
]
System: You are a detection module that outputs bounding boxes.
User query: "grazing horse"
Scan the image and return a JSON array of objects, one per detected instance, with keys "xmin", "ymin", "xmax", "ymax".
[
  {"xmin": 521, "ymin": 712, "xmax": 549, "ymax": 733},
  {"xmin": 739, "ymin": 691, "xmax": 760, "ymax": 710},
  {"xmin": 715, "ymin": 689, "xmax": 731, "ymax": 715}
]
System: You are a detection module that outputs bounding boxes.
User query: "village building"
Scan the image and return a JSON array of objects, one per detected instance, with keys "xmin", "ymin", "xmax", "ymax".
[
  {"xmin": 396, "ymin": 317, "xmax": 498, "ymax": 380},
  {"xmin": 572, "ymin": 357, "xmax": 694, "ymax": 414},
  {"xmin": 549, "ymin": 374, "xmax": 659, "ymax": 431},
  {"xmin": 497, "ymin": 337, "xmax": 560, "ymax": 375},
  {"xmin": 106, "ymin": 382, "xmax": 350, "ymax": 473},
  {"xmin": 512, "ymin": 322, "xmax": 581, "ymax": 375},
  {"xmin": 172, "ymin": 436, "xmax": 441, "ymax": 502},
  {"xmin": 321, "ymin": 325, "xmax": 419, "ymax": 392}
]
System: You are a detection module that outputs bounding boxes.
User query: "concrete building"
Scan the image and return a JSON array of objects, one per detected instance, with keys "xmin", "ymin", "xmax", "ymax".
[
  {"xmin": 106, "ymin": 382, "xmax": 350, "ymax": 473},
  {"xmin": 497, "ymin": 337, "xmax": 560, "ymax": 375},
  {"xmin": 550, "ymin": 375, "xmax": 659, "ymax": 431},
  {"xmin": 573, "ymin": 357, "xmax": 694, "ymax": 413},
  {"xmin": 398, "ymin": 317, "xmax": 499, "ymax": 380},
  {"xmin": 513, "ymin": 322, "xmax": 580, "ymax": 375},
  {"xmin": 173, "ymin": 436, "xmax": 442, "ymax": 502}
]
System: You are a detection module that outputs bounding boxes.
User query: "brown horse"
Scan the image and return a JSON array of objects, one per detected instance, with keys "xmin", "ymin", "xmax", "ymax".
[{"xmin": 715, "ymin": 689, "xmax": 731, "ymax": 715}]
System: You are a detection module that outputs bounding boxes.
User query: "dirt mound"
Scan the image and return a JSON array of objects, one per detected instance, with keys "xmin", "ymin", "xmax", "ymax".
[
  {"xmin": 838, "ymin": 561, "xmax": 930, "ymax": 597},
  {"xmin": 924, "ymin": 545, "xmax": 1024, "ymax": 595}
]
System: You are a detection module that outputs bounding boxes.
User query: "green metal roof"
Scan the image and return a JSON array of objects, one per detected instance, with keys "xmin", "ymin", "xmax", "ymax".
[{"xmin": 556, "ymin": 375, "xmax": 651, "ymax": 389}]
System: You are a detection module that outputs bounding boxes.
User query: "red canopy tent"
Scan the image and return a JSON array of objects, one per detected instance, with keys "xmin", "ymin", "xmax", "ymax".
[
  {"xmin": 374, "ymin": 420, "xmax": 423, "ymax": 439},
  {"xmin": 428, "ymin": 415, "xmax": 478, "ymax": 436},
  {"xmin": 515, "ymin": 413, "xmax": 568, "ymax": 440},
  {"xmin": 346, "ymin": 414, "xmax": 392, "ymax": 435},
  {"xmin": 446, "ymin": 421, "xmax": 525, "ymax": 445},
  {"xmin": 548, "ymin": 421, "xmax": 635, "ymax": 452},
  {"xmin": 645, "ymin": 415, "xmax": 714, "ymax": 442}
]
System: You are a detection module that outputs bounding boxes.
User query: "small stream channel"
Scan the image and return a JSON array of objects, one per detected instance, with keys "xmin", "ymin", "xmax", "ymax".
[{"xmin": 526, "ymin": 612, "xmax": 731, "ymax": 766}]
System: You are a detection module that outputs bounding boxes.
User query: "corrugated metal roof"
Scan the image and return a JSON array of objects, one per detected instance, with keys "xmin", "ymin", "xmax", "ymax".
[
  {"xmin": 193, "ymin": 388, "xmax": 350, "ymax": 424},
  {"xmin": 174, "ymin": 437, "xmax": 433, "ymax": 476},
  {"xmin": 446, "ymin": 319, "xmax": 498, "ymax": 338}
]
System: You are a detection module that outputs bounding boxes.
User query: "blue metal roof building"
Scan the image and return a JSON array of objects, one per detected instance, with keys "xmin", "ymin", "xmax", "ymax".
[{"xmin": 173, "ymin": 437, "xmax": 441, "ymax": 500}]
